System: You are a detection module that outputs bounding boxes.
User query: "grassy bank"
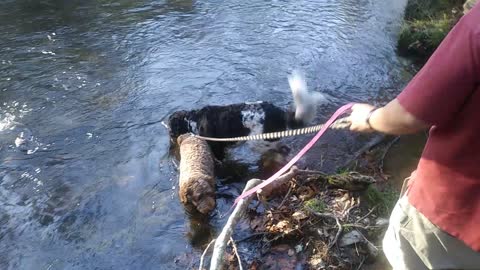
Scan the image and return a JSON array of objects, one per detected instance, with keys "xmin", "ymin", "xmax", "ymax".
[{"xmin": 398, "ymin": 0, "xmax": 465, "ymax": 59}]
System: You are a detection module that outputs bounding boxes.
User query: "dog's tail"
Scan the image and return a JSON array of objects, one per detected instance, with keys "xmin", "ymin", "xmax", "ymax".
[{"xmin": 288, "ymin": 70, "xmax": 327, "ymax": 125}]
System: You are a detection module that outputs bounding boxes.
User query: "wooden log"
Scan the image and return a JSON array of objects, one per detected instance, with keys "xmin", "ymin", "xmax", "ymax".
[{"xmin": 178, "ymin": 134, "xmax": 216, "ymax": 215}]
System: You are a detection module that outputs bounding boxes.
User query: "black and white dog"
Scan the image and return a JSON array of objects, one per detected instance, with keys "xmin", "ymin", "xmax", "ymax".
[{"xmin": 168, "ymin": 70, "xmax": 326, "ymax": 159}]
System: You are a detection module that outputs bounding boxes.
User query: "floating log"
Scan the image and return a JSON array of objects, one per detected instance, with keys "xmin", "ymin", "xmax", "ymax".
[{"xmin": 178, "ymin": 134, "xmax": 216, "ymax": 215}]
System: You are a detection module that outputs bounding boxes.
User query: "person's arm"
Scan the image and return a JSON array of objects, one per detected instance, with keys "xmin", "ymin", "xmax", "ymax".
[
  {"xmin": 349, "ymin": 100, "xmax": 429, "ymax": 135},
  {"xmin": 350, "ymin": 9, "xmax": 480, "ymax": 135}
]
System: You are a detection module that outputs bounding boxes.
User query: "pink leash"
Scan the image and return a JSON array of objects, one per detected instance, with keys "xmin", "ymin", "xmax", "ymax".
[{"xmin": 233, "ymin": 103, "xmax": 354, "ymax": 206}]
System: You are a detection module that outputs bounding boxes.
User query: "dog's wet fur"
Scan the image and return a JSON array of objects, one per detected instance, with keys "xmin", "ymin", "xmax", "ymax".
[
  {"xmin": 169, "ymin": 71, "xmax": 326, "ymax": 220},
  {"xmin": 168, "ymin": 101, "xmax": 302, "ymax": 159}
]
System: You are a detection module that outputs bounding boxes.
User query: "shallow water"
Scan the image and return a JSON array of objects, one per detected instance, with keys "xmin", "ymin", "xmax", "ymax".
[{"xmin": 0, "ymin": 0, "xmax": 412, "ymax": 269}]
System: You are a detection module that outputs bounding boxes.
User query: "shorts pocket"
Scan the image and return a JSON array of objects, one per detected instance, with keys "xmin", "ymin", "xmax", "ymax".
[{"xmin": 396, "ymin": 196, "xmax": 413, "ymax": 226}]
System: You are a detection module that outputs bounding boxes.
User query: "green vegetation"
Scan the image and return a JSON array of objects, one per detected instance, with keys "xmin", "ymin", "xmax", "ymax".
[
  {"xmin": 364, "ymin": 185, "xmax": 399, "ymax": 217},
  {"xmin": 403, "ymin": 0, "xmax": 462, "ymax": 20},
  {"xmin": 398, "ymin": 0, "xmax": 464, "ymax": 58},
  {"xmin": 304, "ymin": 198, "xmax": 327, "ymax": 213}
]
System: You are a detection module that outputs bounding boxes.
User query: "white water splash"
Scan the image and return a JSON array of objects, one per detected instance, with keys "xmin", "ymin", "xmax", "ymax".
[
  {"xmin": 0, "ymin": 101, "xmax": 43, "ymax": 153},
  {"xmin": 41, "ymin": 50, "xmax": 56, "ymax": 56},
  {"xmin": 288, "ymin": 70, "xmax": 327, "ymax": 124},
  {"xmin": 27, "ymin": 147, "xmax": 39, "ymax": 155},
  {"xmin": 244, "ymin": 101, "xmax": 263, "ymax": 105},
  {"xmin": 21, "ymin": 171, "xmax": 44, "ymax": 186},
  {"xmin": 15, "ymin": 132, "xmax": 26, "ymax": 147},
  {"xmin": 0, "ymin": 113, "xmax": 16, "ymax": 131}
]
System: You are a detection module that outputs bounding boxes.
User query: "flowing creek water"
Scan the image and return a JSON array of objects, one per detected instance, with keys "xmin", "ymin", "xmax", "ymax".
[{"xmin": 0, "ymin": 0, "xmax": 423, "ymax": 269}]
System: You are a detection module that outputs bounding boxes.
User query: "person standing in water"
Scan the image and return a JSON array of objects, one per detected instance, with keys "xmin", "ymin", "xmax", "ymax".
[{"xmin": 348, "ymin": 3, "xmax": 480, "ymax": 269}]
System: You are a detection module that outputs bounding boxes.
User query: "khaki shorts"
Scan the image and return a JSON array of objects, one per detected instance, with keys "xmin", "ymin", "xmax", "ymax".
[{"xmin": 383, "ymin": 195, "xmax": 480, "ymax": 270}]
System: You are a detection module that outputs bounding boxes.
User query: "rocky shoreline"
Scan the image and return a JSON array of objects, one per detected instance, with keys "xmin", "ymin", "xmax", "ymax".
[{"xmin": 397, "ymin": 0, "xmax": 476, "ymax": 61}]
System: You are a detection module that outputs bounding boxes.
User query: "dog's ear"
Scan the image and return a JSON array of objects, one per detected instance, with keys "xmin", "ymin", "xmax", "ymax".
[{"xmin": 168, "ymin": 111, "xmax": 190, "ymax": 138}]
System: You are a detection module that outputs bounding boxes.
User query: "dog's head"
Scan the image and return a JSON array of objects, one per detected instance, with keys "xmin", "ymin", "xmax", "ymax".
[
  {"xmin": 185, "ymin": 177, "xmax": 216, "ymax": 215},
  {"xmin": 168, "ymin": 110, "xmax": 194, "ymax": 141}
]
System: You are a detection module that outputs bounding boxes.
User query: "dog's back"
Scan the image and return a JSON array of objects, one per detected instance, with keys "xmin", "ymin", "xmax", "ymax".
[
  {"xmin": 168, "ymin": 102, "xmax": 290, "ymax": 139},
  {"xmin": 168, "ymin": 101, "xmax": 292, "ymax": 158}
]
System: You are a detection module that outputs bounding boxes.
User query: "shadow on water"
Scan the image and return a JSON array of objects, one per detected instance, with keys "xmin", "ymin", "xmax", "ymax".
[
  {"xmin": 0, "ymin": 0, "xmax": 414, "ymax": 269},
  {"xmin": 5, "ymin": 0, "xmax": 195, "ymax": 33}
]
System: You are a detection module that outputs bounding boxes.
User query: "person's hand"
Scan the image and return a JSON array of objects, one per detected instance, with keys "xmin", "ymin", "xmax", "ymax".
[{"xmin": 349, "ymin": 103, "xmax": 377, "ymax": 132}]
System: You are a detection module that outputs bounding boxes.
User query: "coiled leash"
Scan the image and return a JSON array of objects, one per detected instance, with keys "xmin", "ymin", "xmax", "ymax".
[
  {"xmin": 232, "ymin": 103, "xmax": 354, "ymax": 206},
  {"xmin": 191, "ymin": 117, "xmax": 351, "ymax": 142}
]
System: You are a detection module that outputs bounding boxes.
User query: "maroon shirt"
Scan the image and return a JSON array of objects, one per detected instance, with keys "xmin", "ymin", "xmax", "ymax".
[{"xmin": 397, "ymin": 4, "xmax": 480, "ymax": 251}]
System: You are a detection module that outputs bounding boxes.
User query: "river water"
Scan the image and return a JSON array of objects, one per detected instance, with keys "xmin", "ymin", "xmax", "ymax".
[{"xmin": 0, "ymin": 0, "xmax": 411, "ymax": 269}]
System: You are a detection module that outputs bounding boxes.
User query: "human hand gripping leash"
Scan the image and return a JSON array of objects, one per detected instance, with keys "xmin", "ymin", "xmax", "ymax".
[{"xmin": 231, "ymin": 103, "xmax": 354, "ymax": 207}]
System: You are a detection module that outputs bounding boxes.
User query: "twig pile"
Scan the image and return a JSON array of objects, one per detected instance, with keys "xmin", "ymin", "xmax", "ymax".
[{"xmin": 198, "ymin": 167, "xmax": 388, "ymax": 269}]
